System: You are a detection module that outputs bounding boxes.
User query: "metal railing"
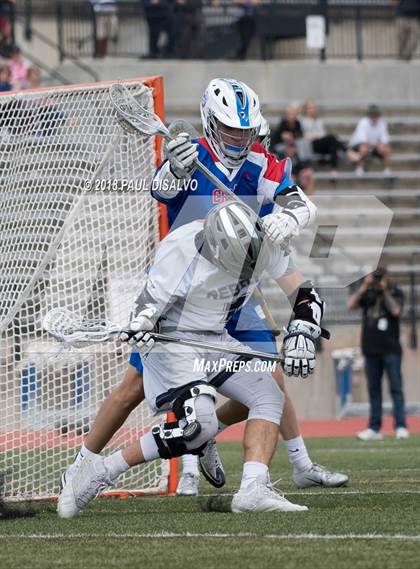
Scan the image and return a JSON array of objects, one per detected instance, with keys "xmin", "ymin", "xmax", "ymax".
[
  {"xmin": 0, "ymin": 1, "xmax": 98, "ymax": 84},
  {"xmin": 0, "ymin": 0, "xmax": 16, "ymax": 56},
  {"xmin": 52, "ymin": 0, "xmax": 419, "ymax": 62},
  {"xmin": 15, "ymin": 17, "xmax": 100, "ymax": 83}
]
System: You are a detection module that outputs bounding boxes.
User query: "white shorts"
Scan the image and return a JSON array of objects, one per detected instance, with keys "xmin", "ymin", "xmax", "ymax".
[
  {"xmin": 142, "ymin": 329, "xmax": 246, "ymax": 414},
  {"xmin": 141, "ymin": 329, "xmax": 281, "ymax": 419}
]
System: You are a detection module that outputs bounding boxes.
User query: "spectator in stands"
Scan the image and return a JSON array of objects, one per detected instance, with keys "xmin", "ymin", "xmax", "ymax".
[
  {"xmin": 261, "ymin": 115, "xmax": 315, "ymax": 195},
  {"xmin": 347, "ymin": 267, "xmax": 409, "ymax": 441},
  {"xmin": 0, "ymin": 62, "xmax": 12, "ymax": 91},
  {"xmin": 174, "ymin": 0, "xmax": 206, "ymax": 58},
  {"xmin": 274, "ymin": 139, "xmax": 316, "ymax": 196},
  {"xmin": 22, "ymin": 65, "xmax": 42, "ymax": 90},
  {"xmin": 0, "ymin": 0, "xmax": 14, "ymax": 57},
  {"xmin": 90, "ymin": 0, "xmax": 118, "ymax": 58},
  {"xmin": 392, "ymin": 0, "xmax": 420, "ymax": 61},
  {"xmin": 300, "ymin": 100, "xmax": 359, "ymax": 179},
  {"xmin": 234, "ymin": 0, "xmax": 260, "ymax": 60},
  {"xmin": 296, "ymin": 163, "xmax": 316, "ymax": 196},
  {"xmin": 143, "ymin": 0, "xmax": 175, "ymax": 59},
  {"xmin": 7, "ymin": 45, "xmax": 29, "ymax": 89},
  {"xmin": 349, "ymin": 104, "xmax": 392, "ymax": 177},
  {"xmin": 270, "ymin": 104, "xmax": 316, "ymax": 194},
  {"xmin": 271, "ymin": 103, "xmax": 303, "ymax": 157}
]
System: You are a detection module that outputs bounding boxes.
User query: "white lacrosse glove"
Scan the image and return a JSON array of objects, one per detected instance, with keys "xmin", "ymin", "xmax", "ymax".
[
  {"xmin": 261, "ymin": 212, "xmax": 300, "ymax": 249},
  {"xmin": 166, "ymin": 132, "xmax": 198, "ymax": 179},
  {"xmin": 282, "ymin": 319, "xmax": 321, "ymax": 378},
  {"xmin": 119, "ymin": 310, "xmax": 155, "ymax": 354}
]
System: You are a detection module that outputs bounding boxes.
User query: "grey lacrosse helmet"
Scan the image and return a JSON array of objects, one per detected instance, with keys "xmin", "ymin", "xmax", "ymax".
[{"xmin": 203, "ymin": 201, "xmax": 270, "ymax": 279}]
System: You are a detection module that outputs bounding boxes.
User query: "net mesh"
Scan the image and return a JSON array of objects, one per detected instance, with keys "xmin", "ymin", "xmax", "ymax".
[{"xmin": 0, "ymin": 79, "xmax": 169, "ymax": 501}]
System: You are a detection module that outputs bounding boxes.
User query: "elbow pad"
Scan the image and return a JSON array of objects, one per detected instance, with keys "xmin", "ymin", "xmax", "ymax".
[{"xmin": 275, "ymin": 185, "xmax": 317, "ymax": 229}]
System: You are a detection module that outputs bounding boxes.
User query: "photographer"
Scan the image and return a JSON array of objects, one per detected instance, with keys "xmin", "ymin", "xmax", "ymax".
[{"xmin": 347, "ymin": 268, "xmax": 409, "ymax": 440}]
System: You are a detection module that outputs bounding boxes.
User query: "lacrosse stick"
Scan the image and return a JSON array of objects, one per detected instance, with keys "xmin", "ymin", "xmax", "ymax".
[
  {"xmin": 42, "ymin": 308, "xmax": 120, "ymax": 349},
  {"xmin": 167, "ymin": 118, "xmax": 200, "ymax": 140},
  {"xmin": 109, "ymin": 83, "xmax": 251, "ymax": 210},
  {"xmin": 43, "ymin": 308, "xmax": 283, "ymax": 363},
  {"xmin": 252, "ymin": 288, "xmax": 281, "ymax": 337}
]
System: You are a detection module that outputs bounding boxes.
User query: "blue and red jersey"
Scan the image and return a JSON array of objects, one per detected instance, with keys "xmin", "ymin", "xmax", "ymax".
[{"xmin": 151, "ymin": 137, "xmax": 294, "ymax": 230}]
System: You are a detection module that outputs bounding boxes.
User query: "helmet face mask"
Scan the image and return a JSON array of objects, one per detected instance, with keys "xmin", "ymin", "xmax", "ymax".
[
  {"xmin": 211, "ymin": 118, "xmax": 259, "ymax": 168},
  {"xmin": 201, "ymin": 78, "xmax": 262, "ymax": 169}
]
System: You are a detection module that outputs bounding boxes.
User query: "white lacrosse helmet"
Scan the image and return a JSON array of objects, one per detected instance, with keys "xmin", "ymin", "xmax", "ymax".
[
  {"xmin": 203, "ymin": 201, "xmax": 270, "ymax": 279},
  {"xmin": 200, "ymin": 78, "xmax": 262, "ymax": 169},
  {"xmin": 258, "ymin": 116, "xmax": 271, "ymax": 150}
]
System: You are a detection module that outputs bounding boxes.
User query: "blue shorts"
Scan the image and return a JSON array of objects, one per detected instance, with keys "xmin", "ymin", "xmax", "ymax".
[
  {"xmin": 128, "ymin": 296, "xmax": 278, "ymax": 373},
  {"xmin": 129, "ymin": 351, "xmax": 144, "ymax": 374},
  {"xmin": 226, "ymin": 295, "xmax": 278, "ymax": 355}
]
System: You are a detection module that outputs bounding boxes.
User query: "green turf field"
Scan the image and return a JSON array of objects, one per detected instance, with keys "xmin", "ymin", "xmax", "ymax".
[{"xmin": 1, "ymin": 435, "xmax": 419, "ymax": 569}]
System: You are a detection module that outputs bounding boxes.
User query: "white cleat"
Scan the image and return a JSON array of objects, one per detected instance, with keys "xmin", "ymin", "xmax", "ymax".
[
  {"xmin": 357, "ymin": 428, "xmax": 384, "ymax": 441},
  {"xmin": 176, "ymin": 473, "xmax": 200, "ymax": 496},
  {"xmin": 293, "ymin": 463, "xmax": 349, "ymax": 488},
  {"xmin": 396, "ymin": 427, "xmax": 410, "ymax": 440},
  {"xmin": 199, "ymin": 439, "xmax": 225, "ymax": 488},
  {"xmin": 231, "ymin": 476, "xmax": 308, "ymax": 513},
  {"xmin": 59, "ymin": 461, "xmax": 79, "ymax": 492},
  {"xmin": 57, "ymin": 455, "xmax": 113, "ymax": 519}
]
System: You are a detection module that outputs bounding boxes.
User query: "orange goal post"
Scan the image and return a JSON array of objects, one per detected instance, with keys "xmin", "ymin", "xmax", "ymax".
[{"xmin": 0, "ymin": 76, "xmax": 178, "ymax": 501}]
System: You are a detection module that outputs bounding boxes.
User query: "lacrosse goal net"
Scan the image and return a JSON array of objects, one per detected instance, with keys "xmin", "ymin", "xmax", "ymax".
[{"xmin": 0, "ymin": 76, "xmax": 177, "ymax": 501}]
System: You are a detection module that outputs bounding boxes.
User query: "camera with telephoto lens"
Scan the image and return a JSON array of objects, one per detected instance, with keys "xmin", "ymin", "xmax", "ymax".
[
  {"xmin": 372, "ymin": 268, "xmax": 386, "ymax": 283},
  {"xmin": 364, "ymin": 268, "xmax": 386, "ymax": 306}
]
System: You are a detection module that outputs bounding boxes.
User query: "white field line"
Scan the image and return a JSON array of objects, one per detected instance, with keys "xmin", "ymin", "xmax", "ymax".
[
  {"xmin": 308, "ymin": 448, "xmax": 415, "ymax": 453},
  {"xmin": 356, "ymin": 468, "xmax": 420, "ymax": 472},
  {"xmin": 198, "ymin": 490, "xmax": 420, "ymax": 497},
  {"xmin": 1, "ymin": 533, "xmax": 419, "ymax": 541}
]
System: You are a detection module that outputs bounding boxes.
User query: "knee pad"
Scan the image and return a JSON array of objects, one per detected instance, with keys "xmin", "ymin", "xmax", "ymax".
[
  {"xmin": 183, "ymin": 393, "xmax": 219, "ymax": 452},
  {"xmin": 173, "ymin": 383, "xmax": 217, "ymax": 442},
  {"xmin": 151, "ymin": 384, "xmax": 218, "ymax": 460},
  {"xmin": 151, "ymin": 421, "xmax": 193, "ymax": 460}
]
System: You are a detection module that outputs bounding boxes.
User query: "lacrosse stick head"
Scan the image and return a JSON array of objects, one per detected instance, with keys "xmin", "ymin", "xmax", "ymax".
[
  {"xmin": 43, "ymin": 308, "xmax": 81, "ymax": 342},
  {"xmin": 109, "ymin": 83, "xmax": 169, "ymax": 138},
  {"xmin": 43, "ymin": 308, "xmax": 118, "ymax": 348}
]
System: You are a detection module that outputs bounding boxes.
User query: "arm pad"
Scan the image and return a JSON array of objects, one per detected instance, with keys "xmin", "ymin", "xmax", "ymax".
[
  {"xmin": 288, "ymin": 281, "xmax": 330, "ymax": 339},
  {"xmin": 275, "ymin": 185, "xmax": 317, "ymax": 229}
]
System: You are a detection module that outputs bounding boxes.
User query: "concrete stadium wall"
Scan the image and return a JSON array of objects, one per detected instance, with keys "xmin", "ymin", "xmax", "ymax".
[{"xmin": 57, "ymin": 59, "xmax": 420, "ymax": 110}]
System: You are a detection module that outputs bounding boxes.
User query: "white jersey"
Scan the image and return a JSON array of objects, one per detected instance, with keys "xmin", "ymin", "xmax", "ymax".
[
  {"xmin": 137, "ymin": 220, "xmax": 289, "ymax": 334},
  {"xmin": 349, "ymin": 117, "xmax": 390, "ymax": 146}
]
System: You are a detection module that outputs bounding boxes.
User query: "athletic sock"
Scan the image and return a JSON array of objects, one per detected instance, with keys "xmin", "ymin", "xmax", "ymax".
[
  {"xmin": 284, "ymin": 436, "xmax": 313, "ymax": 472},
  {"xmin": 104, "ymin": 450, "xmax": 129, "ymax": 480},
  {"xmin": 240, "ymin": 461, "xmax": 269, "ymax": 490},
  {"xmin": 181, "ymin": 454, "xmax": 199, "ymax": 476},
  {"xmin": 74, "ymin": 444, "xmax": 97, "ymax": 467}
]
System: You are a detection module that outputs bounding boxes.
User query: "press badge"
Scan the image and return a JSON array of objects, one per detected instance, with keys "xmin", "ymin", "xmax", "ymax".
[
  {"xmin": 255, "ymin": 305, "xmax": 265, "ymax": 319},
  {"xmin": 378, "ymin": 318, "xmax": 388, "ymax": 331}
]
